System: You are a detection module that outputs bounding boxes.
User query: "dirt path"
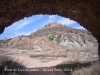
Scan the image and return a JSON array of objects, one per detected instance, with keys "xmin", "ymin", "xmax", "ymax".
[{"xmin": 11, "ymin": 54, "xmax": 63, "ymax": 68}]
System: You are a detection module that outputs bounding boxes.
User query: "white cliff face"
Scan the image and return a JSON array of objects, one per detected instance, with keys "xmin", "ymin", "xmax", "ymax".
[{"xmin": 48, "ymin": 33, "xmax": 97, "ymax": 48}]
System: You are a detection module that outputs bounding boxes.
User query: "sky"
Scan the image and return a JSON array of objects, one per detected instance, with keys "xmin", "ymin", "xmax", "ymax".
[{"xmin": 0, "ymin": 15, "xmax": 85, "ymax": 39}]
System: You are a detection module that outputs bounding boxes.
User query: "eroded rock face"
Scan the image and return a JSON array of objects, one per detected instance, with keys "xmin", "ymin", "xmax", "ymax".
[{"xmin": 0, "ymin": 0, "xmax": 100, "ymax": 58}]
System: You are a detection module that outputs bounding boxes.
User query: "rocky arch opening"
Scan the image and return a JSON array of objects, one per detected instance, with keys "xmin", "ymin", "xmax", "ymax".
[
  {"xmin": 0, "ymin": 14, "xmax": 99, "ymax": 75},
  {"xmin": 0, "ymin": 1, "xmax": 100, "ymax": 75},
  {"xmin": 0, "ymin": 0, "xmax": 100, "ymax": 60}
]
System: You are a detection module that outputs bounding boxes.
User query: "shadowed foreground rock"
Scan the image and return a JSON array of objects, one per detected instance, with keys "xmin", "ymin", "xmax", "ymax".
[
  {"xmin": 0, "ymin": 57, "xmax": 66, "ymax": 75},
  {"xmin": 20, "ymin": 67, "xmax": 67, "ymax": 75}
]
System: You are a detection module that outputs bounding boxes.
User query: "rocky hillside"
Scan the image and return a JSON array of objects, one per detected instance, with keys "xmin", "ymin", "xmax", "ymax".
[
  {"xmin": 0, "ymin": 22, "xmax": 98, "ymax": 50},
  {"xmin": 0, "ymin": 22, "xmax": 99, "ymax": 62},
  {"xmin": 30, "ymin": 22, "xmax": 98, "ymax": 48},
  {"xmin": 4, "ymin": 36, "xmax": 62, "ymax": 51}
]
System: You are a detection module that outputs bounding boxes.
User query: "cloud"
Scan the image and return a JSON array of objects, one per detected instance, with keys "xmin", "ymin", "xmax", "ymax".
[
  {"xmin": 5, "ymin": 15, "xmax": 44, "ymax": 32},
  {"xmin": 49, "ymin": 15, "xmax": 57, "ymax": 19},
  {"xmin": 14, "ymin": 19, "xmax": 33, "ymax": 30},
  {"xmin": 74, "ymin": 26, "xmax": 86, "ymax": 30},
  {"xmin": 5, "ymin": 19, "xmax": 33, "ymax": 31},
  {"xmin": 58, "ymin": 18, "xmax": 76, "ymax": 25},
  {"xmin": 14, "ymin": 32, "xmax": 31, "ymax": 36},
  {"xmin": 13, "ymin": 29, "xmax": 37, "ymax": 37},
  {"xmin": 47, "ymin": 15, "xmax": 76, "ymax": 26},
  {"xmin": 47, "ymin": 15, "xmax": 57, "ymax": 23}
]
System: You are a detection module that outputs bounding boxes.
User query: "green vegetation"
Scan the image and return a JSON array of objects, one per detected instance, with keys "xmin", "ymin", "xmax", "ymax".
[
  {"xmin": 35, "ymin": 34, "xmax": 36, "ymax": 36},
  {"xmin": 28, "ymin": 35, "xmax": 33, "ymax": 39},
  {"xmin": 0, "ymin": 39, "xmax": 11, "ymax": 44},
  {"xmin": 70, "ymin": 30, "xmax": 73, "ymax": 33},
  {"xmin": 71, "ymin": 61, "xmax": 100, "ymax": 75},
  {"xmin": 19, "ymin": 37, "xmax": 21, "ymax": 40},
  {"xmin": 49, "ymin": 35, "xmax": 55, "ymax": 41},
  {"xmin": 87, "ymin": 31, "xmax": 91, "ymax": 34},
  {"xmin": 55, "ymin": 35, "xmax": 62, "ymax": 43},
  {"xmin": 49, "ymin": 37, "xmax": 54, "ymax": 41},
  {"xmin": 75, "ymin": 32, "xmax": 78, "ymax": 34}
]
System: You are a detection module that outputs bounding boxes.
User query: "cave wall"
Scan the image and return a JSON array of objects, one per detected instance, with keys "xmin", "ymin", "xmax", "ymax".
[{"xmin": 0, "ymin": 0, "xmax": 100, "ymax": 58}]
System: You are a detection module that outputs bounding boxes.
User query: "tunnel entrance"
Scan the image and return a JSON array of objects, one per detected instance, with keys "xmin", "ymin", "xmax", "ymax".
[{"xmin": 0, "ymin": 0, "xmax": 100, "ymax": 75}]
